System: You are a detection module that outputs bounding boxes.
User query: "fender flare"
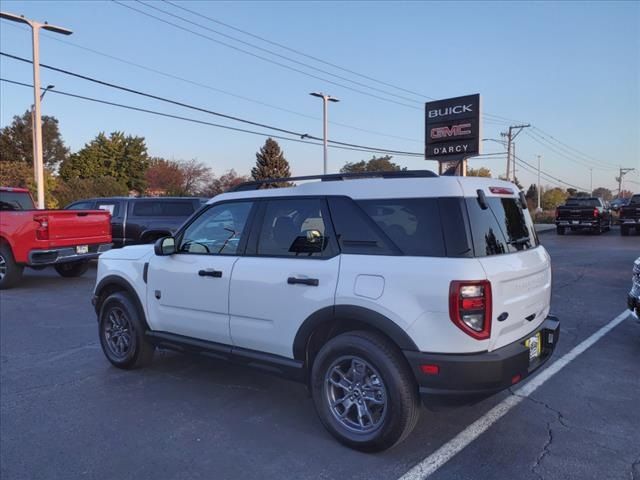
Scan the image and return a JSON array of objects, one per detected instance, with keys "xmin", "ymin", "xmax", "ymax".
[
  {"xmin": 292, "ymin": 305, "xmax": 419, "ymax": 361},
  {"xmin": 94, "ymin": 274, "xmax": 149, "ymax": 329}
]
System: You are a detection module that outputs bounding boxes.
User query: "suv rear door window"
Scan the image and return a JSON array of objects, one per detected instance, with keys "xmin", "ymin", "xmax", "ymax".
[
  {"xmin": 96, "ymin": 201, "xmax": 120, "ymax": 217},
  {"xmin": 465, "ymin": 197, "xmax": 538, "ymax": 256},
  {"xmin": 132, "ymin": 200, "xmax": 195, "ymax": 217},
  {"xmin": 356, "ymin": 198, "xmax": 446, "ymax": 257},
  {"xmin": 256, "ymin": 199, "xmax": 334, "ymax": 257},
  {"xmin": 67, "ymin": 201, "xmax": 95, "ymax": 210}
]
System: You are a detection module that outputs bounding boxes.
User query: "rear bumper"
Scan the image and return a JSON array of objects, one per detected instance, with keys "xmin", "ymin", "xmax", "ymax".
[
  {"xmin": 620, "ymin": 218, "xmax": 640, "ymax": 225},
  {"xmin": 28, "ymin": 243, "xmax": 112, "ymax": 266},
  {"xmin": 556, "ymin": 220, "xmax": 600, "ymax": 228},
  {"xmin": 403, "ymin": 315, "xmax": 560, "ymax": 405}
]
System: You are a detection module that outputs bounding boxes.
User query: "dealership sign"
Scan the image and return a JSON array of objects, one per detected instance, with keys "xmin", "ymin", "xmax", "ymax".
[{"xmin": 425, "ymin": 94, "xmax": 481, "ymax": 162}]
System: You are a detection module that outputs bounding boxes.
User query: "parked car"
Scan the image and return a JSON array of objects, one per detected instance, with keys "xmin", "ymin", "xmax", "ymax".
[
  {"xmin": 65, "ymin": 197, "xmax": 206, "ymax": 248},
  {"xmin": 619, "ymin": 194, "xmax": 640, "ymax": 236},
  {"xmin": 92, "ymin": 171, "xmax": 559, "ymax": 451},
  {"xmin": 628, "ymin": 257, "xmax": 640, "ymax": 321},
  {"xmin": 610, "ymin": 197, "xmax": 629, "ymax": 212},
  {"xmin": 0, "ymin": 186, "xmax": 112, "ymax": 289},
  {"xmin": 555, "ymin": 197, "xmax": 611, "ymax": 235}
]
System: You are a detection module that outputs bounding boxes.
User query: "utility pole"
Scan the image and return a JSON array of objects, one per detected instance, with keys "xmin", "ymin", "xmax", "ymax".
[
  {"xmin": 590, "ymin": 168, "xmax": 593, "ymax": 196},
  {"xmin": 617, "ymin": 167, "xmax": 636, "ymax": 198},
  {"xmin": 537, "ymin": 155, "xmax": 542, "ymax": 212},
  {"xmin": 0, "ymin": 12, "xmax": 72, "ymax": 209},
  {"xmin": 310, "ymin": 92, "xmax": 339, "ymax": 174},
  {"xmin": 502, "ymin": 124, "xmax": 530, "ymax": 181}
]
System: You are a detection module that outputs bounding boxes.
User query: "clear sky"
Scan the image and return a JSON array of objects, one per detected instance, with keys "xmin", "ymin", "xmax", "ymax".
[{"xmin": 1, "ymin": 0, "xmax": 638, "ymax": 192}]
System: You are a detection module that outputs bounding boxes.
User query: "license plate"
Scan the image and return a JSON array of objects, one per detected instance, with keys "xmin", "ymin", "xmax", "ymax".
[
  {"xmin": 571, "ymin": 220, "xmax": 579, "ymax": 225},
  {"xmin": 76, "ymin": 245, "xmax": 89, "ymax": 254},
  {"xmin": 525, "ymin": 333, "xmax": 541, "ymax": 361}
]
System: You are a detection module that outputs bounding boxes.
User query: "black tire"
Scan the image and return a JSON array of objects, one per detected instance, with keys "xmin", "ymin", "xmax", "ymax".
[
  {"xmin": 556, "ymin": 226, "xmax": 566, "ymax": 235},
  {"xmin": 98, "ymin": 292, "xmax": 155, "ymax": 369},
  {"xmin": 311, "ymin": 330, "xmax": 420, "ymax": 452},
  {"xmin": 0, "ymin": 244, "xmax": 23, "ymax": 289},
  {"xmin": 54, "ymin": 261, "xmax": 90, "ymax": 278},
  {"xmin": 621, "ymin": 225, "xmax": 629, "ymax": 236}
]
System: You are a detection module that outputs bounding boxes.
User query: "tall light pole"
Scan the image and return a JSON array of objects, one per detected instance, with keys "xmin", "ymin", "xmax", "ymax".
[
  {"xmin": 31, "ymin": 85, "xmax": 55, "ymax": 182},
  {"xmin": 537, "ymin": 155, "xmax": 542, "ymax": 212},
  {"xmin": 310, "ymin": 92, "xmax": 339, "ymax": 174},
  {"xmin": 590, "ymin": 168, "xmax": 593, "ymax": 196},
  {"xmin": 0, "ymin": 12, "xmax": 72, "ymax": 208}
]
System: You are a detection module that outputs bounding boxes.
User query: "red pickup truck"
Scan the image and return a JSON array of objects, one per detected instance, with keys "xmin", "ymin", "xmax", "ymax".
[{"xmin": 0, "ymin": 187, "xmax": 112, "ymax": 289}]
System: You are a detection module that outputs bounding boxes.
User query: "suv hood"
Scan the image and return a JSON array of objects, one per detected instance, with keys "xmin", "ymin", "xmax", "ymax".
[{"xmin": 100, "ymin": 244, "xmax": 154, "ymax": 261}]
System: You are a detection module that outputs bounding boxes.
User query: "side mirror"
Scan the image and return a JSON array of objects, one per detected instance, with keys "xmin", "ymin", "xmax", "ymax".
[{"xmin": 154, "ymin": 236, "xmax": 176, "ymax": 256}]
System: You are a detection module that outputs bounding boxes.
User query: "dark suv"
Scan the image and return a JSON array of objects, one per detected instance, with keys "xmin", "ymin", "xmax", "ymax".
[{"xmin": 66, "ymin": 197, "xmax": 206, "ymax": 247}]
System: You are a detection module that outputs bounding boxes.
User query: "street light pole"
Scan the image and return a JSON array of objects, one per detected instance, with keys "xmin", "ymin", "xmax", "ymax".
[
  {"xmin": 0, "ymin": 12, "xmax": 72, "ymax": 208},
  {"xmin": 31, "ymin": 85, "xmax": 55, "ymax": 182},
  {"xmin": 310, "ymin": 92, "xmax": 339, "ymax": 174}
]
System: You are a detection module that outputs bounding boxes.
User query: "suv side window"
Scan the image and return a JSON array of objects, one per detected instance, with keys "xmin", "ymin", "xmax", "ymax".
[
  {"xmin": 132, "ymin": 200, "xmax": 195, "ymax": 217},
  {"xmin": 256, "ymin": 198, "xmax": 334, "ymax": 258},
  {"xmin": 96, "ymin": 201, "xmax": 120, "ymax": 217},
  {"xmin": 179, "ymin": 202, "xmax": 254, "ymax": 255}
]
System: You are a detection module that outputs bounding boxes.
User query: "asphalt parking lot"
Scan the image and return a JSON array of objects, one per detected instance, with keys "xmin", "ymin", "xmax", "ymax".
[{"xmin": 1, "ymin": 227, "xmax": 639, "ymax": 480}]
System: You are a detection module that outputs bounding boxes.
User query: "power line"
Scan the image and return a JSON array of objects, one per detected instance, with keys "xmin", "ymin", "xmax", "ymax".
[
  {"xmin": 0, "ymin": 20, "xmax": 422, "ymax": 144},
  {"xmin": 514, "ymin": 153, "xmax": 589, "ymax": 191},
  {"xmin": 111, "ymin": 0, "xmax": 421, "ymax": 111},
  {"xmin": 0, "ymin": 51, "xmax": 425, "ymax": 156},
  {"xmin": 136, "ymin": 0, "xmax": 422, "ymax": 105},
  {"xmin": 161, "ymin": 0, "xmax": 432, "ymax": 102},
  {"xmin": 525, "ymin": 129, "xmax": 615, "ymax": 171},
  {"xmin": 0, "ymin": 77, "xmax": 424, "ymax": 158},
  {"xmin": 530, "ymin": 126, "xmax": 615, "ymax": 169}
]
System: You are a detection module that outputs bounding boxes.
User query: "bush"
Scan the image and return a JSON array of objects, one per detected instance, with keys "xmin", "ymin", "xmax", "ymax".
[
  {"xmin": 53, "ymin": 177, "xmax": 129, "ymax": 207},
  {"xmin": 531, "ymin": 210, "xmax": 556, "ymax": 224}
]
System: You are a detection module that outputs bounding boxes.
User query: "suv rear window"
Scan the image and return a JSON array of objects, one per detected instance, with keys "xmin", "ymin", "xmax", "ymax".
[
  {"xmin": 132, "ymin": 200, "xmax": 195, "ymax": 217},
  {"xmin": 465, "ymin": 197, "xmax": 538, "ymax": 256}
]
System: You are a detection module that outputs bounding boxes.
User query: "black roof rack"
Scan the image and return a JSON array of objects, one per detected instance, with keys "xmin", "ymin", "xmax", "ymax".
[{"xmin": 230, "ymin": 170, "xmax": 438, "ymax": 192}]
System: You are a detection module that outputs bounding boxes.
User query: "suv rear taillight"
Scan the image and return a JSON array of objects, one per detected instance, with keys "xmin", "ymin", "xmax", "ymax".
[
  {"xmin": 33, "ymin": 214, "xmax": 49, "ymax": 240},
  {"xmin": 555, "ymin": 208, "xmax": 559, "ymax": 219},
  {"xmin": 593, "ymin": 208, "xmax": 599, "ymax": 217},
  {"xmin": 449, "ymin": 280, "xmax": 492, "ymax": 340}
]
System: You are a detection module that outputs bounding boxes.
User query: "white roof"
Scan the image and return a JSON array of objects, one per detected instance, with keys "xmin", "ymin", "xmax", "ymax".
[{"xmin": 208, "ymin": 175, "xmax": 519, "ymax": 204}]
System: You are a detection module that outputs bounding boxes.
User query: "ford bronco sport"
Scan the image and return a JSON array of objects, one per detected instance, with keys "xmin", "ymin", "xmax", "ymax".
[{"xmin": 92, "ymin": 170, "xmax": 559, "ymax": 451}]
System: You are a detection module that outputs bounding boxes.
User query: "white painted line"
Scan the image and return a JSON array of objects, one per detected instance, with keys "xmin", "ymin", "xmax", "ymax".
[{"xmin": 398, "ymin": 310, "xmax": 631, "ymax": 480}]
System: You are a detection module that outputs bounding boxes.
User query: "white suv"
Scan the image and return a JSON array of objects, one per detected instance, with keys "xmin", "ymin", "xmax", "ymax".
[{"xmin": 92, "ymin": 170, "xmax": 559, "ymax": 451}]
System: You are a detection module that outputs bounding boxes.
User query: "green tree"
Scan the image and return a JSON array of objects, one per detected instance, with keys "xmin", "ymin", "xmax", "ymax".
[
  {"xmin": 59, "ymin": 131, "xmax": 149, "ymax": 192},
  {"xmin": 542, "ymin": 187, "xmax": 569, "ymax": 210},
  {"xmin": 0, "ymin": 161, "xmax": 58, "ymax": 207},
  {"xmin": 340, "ymin": 155, "xmax": 405, "ymax": 173},
  {"xmin": 53, "ymin": 177, "xmax": 129, "ymax": 207},
  {"xmin": 592, "ymin": 187, "xmax": 612, "ymax": 201},
  {"xmin": 251, "ymin": 138, "xmax": 292, "ymax": 188},
  {"xmin": 0, "ymin": 110, "xmax": 69, "ymax": 167},
  {"xmin": 466, "ymin": 167, "xmax": 492, "ymax": 178}
]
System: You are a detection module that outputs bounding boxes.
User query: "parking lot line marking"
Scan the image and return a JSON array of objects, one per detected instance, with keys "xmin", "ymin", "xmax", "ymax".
[{"xmin": 398, "ymin": 310, "xmax": 631, "ymax": 480}]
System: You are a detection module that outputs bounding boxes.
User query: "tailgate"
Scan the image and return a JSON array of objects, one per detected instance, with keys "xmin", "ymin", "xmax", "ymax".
[
  {"xmin": 621, "ymin": 206, "xmax": 640, "ymax": 219},
  {"xmin": 478, "ymin": 247, "xmax": 552, "ymax": 351},
  {"xmin": 557, "ymin": 206, "xmax": 592, "ymax": 220},
  {"xmin": 47, "ymin": 210, "xmax": 111, "ymax": 244}
]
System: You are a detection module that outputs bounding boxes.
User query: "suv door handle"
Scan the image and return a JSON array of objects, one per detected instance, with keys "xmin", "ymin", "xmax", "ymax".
[
  {"xmin": 287, "ymin": 277, "xmax": 319, "ymax": 286},
  {"xmin": 199, "ymin": 269, "xmax": 223, "ymax": 278}
]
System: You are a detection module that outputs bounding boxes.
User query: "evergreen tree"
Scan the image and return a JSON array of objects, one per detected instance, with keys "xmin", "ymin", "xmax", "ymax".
[
  {"xmin": 340, "ymin": 155, "xmax": 404, "ymax": 173},
  {"xmin": 59, "ymin": 131, "xmax": 149, "ymax": 192},
  {"xmin": 251, "ymin": 138, "xmax": 292, "ymax": 188}
]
